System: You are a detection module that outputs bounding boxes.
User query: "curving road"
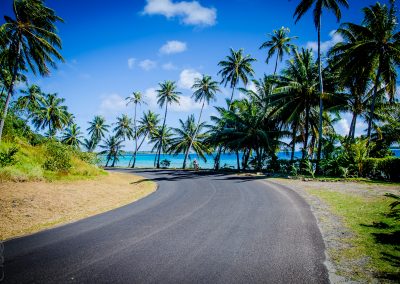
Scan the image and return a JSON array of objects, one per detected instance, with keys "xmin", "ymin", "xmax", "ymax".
[{"xmin": 3, "ymin": 169, "xmax": 328, "ymax": 283}]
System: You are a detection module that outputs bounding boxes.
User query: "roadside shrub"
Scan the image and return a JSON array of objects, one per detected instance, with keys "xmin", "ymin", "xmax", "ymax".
[
  {"xmin": 0, "ymin": 146, "xmax": 19, "ymax": 167},
  {"xmin": 43, "ymin": 142, "xmax": 72, "ymax": 172},
  {"xmin": 363, "ymin": 157, "xmax": 400, "ymax": 181},
  {"xmin": 160, "ymin": 159, "xmax": 171, "ymax": 168},
  {"xmin": 73, "ymin": 150, "xmax": 99, "ymax": 165}
]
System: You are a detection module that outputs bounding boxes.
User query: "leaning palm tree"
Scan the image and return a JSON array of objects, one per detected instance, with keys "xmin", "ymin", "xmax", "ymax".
[
  {"xmin": 170, "ymin": 115, "xmax": 210, "ymax": 169},
  {"xmin": 82, "ymin": 137, "xmax": 97, "ymax": 152},
  {"xmin": 259, "ymin": 27, "xmax": 297, "ymax": 75},
  {"xmin": 218, "ymin": 48, "xmax": 256, "ymax": 105},
  {"xmin": 61, "ymin": 124, "xmax": 83, "ymax": 149},
  {"xmin": 293, "ymin": 0, "xmax": 349, "ymax": 169},
  {"xmin": 179, "ymin": 75, "xmax": 220, "ymax": 169},
  {"xmin": 217, "ymin": 48, "xmax": 256, "ymax": 170},
  {"xmin": 114, "ymin": 114, "xmax": 134, "ymax": 141},
  {"xmin": 99, "ymin": 136, "xmax": 124, "ymax": 167},
  {"xmin": 155, "ymin": 81, "xmax": 180, "ymax": 168},
  {"xmin": 87, "ymin": 115, "xmax": 109, "ymax": 149},
  {"xmin": 126, "ymin": 91, "xmax": 145, "ymax": 168},
  {"xmin": 0, "ymin": 0, "xmax": 64, "ymax": 141},
  {"xmin": 137, "ymin": 110, "xmax": 160, "ymax": 150},
  {"xmin": 330, "ymin": 1, "xmax": 400, "ymax": 142},
  {"xmin": 32, "ymin": 93, "xmax": 70, "ymax": 137},
  {"xmin": 149, "ymin": 126, "xmax": 173, "ymax": 167}
]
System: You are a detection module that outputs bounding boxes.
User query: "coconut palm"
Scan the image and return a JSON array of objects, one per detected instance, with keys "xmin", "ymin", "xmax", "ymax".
[
  {"xmin": 170, "ymin": 115, "xmax": 210, "ymax": 169},
  {"xmin": 114, "ymin": 114, "xmax": 134, "ymax": 141},
  {"xmin": 0, "ymin": 0, "xmax": 64, "ymax": 141},
  {"xmin": 149, "ymin": 126, "xmax": 173, "ymax": 167},
  {"xmin": 329, "ymin": 1, "xmax": 400, "ymax": 142},
  {"xmin": 271, "ymin": 48, "xmax": 320, "ymax": 159},
  {"xmin": 179, "ymin": 75, "xmax": 220, "ymax": 169},
  {"xmin": 99, "ymin": 136, "xmax": 124, "ymax": 167},
  {"xmin": 126, "ymin": 91, "xmax": 145, "ymax": 168},
  {"xmin": 87, "ymin": 116, "xmax": 109, "ymax": 149},
  {"xmin": 218, "ymin": 48, "xmax": 256, "ymax": 105},
  {"xmin": 293, "ymin": 0, "xmax": 349, "ymax": 168},
  {"xmin": 137, "ymin": 110, "xmax": 160, "ymax": 150},
  {"xmin": 16, "ymin": 84, "xmax": 44, "ymax": 113},
  {"xmin": 156, "ymin": 81, "xmax": 180, "ymax": 168},
  {"xmin": 82, "ymin": 137, "xmax": 97, "ymax": 152},
  {"xmin": 32, "ymin": 93, "xmax": 70, "ymax": 137},
  {"xmin": 259, "ymin": 27, "xmax": 297, "ymax": 75},
  {"xmin": 61, "ymin": 124, "xmax": 83, "ymax": 149}
]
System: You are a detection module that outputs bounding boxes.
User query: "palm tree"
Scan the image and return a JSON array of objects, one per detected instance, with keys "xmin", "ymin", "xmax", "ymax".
[
  {"xmin": 217, "ymin": 48, "xmax": 256, "ymax": 170},
  {"xmin": 170, "ymin": 115, "xmax": 210, "ymax": 169},
  {"xmin": 32, "ymin": 93, "xmax": 70, "ymax": 137},
  {"xmin": 82, "ymin": 137, "xmax": 97, "ymax": 152},
  {"xmin": 87, "ymin": 116, "xmax": 109, "ymax": 149},
  {"xmin": 293, "ymin": 0, "xmax": 349, "ymax": 169},
  {"xmin": 149, "ymin": 126, "xmax": 173, "ymax": 167},
  {"xmin": 259, "ymin": 27, "xmax": 297, "ymax": 75},
  {"xmin": 156, "ymin": 81, "xmax": 180, "ymax": 168},
  {"xmin": 137, "ymin": 110, "xmax": 160, "ymax": 151},
  {"xmin": 179, "ymin": 75, "xmax": 220, "ymax": 169},
  {"xmin": 16, "ymin": 84, "xmax": 44, "ymax": 113},
  {"xmin": 271, "ymin": 48, "xmax": 320, "ymax": 159},
  {"xmin": 114, "ymin": 114, "xmax": 134, "ymax": 141},
  {"xmin": 99, "ymin": 136, "xmax": 124, "ymax": 167},
  {"xmin": 0, "ymin": 0, "xmax": 64, "ymax": 141},
  {"xmin": 126, "ymin": 91, "xmax": 145, "ymax": 168},
  {"xmin": 218, "ymin": 48, "xmax": 256, "ymax": 105},
  {"xmin": 329, "ymin": 1, "xmax": 400, "ymax": 143},
  {"xmin": 62, "ymin": 124, "xmax": 83, "ymax": 149}
]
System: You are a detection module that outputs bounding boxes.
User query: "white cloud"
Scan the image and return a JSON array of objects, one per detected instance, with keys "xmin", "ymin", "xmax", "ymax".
[
  {"xmin": 335, "ymin": 118, "xmax": 350, "ymax": 136},
  {"xmin": 144, "ymin": 87, "xmax": 202, "ymax": 112},
  {"xmin": 143, "ymin": 0, "xmax": 217, "ymax": 27},
  {"xmin": 178, "ymin": 68, "xmax": 201, "ymax": 89},
  {"xmin": 139, "ymin": 59, "xmax": 157, "ymax": 71},
  {"xmin": 160, "ymin": 40, "xmax": 187, "ymax": 54},
  {"xmin": 162, "ymin": 62, "xmax": 178, "ymax": 70},
  {"xmin": 127, "ymin": 58, "xmax": 136, "ymax": 69},
  {"xmin": 306, "ymin": 30, "xmax": 343, "ymax": 54},
  {"xmin": 98, "ymin": 93, "xmax": 128, "ymax": 115}
]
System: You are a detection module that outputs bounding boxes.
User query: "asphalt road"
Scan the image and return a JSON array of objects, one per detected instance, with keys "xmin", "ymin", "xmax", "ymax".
[{"xmin": 3, "ymin": 169, "xmax": 329, "ymax": 283}]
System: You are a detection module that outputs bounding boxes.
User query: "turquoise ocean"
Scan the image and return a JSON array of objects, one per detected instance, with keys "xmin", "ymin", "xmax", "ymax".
[{"xmin": 102, "ymin": 149, "xmax": 400, "ymax": 169}]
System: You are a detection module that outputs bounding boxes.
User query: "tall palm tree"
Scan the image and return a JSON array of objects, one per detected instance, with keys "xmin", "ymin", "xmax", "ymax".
[
  {"xmin": 179, "ymin": 75, "xmax": 220, "ymax": 169},
  {"xmin": 137, "ymin": 110, "xmax": 160, "ymax": 151},
  {"xmin": 87, "ymin": 115, "xmax": 109, "ymax": 150},
  {"xmin": 150, "ymin": 126, "xmax": 173, "ymax": 167},
  {"xmin": 293, "ymin": 0, "xmax": 349, "ymax": 169},
  {"xmin": 126, "ymin": 91, "xmax": 145, "ymax": 168},
  {"xmin": 218, "ymin": 48, "xmax": 256, "ymax": 105},
  {"xmin": 217, "ymin": 48, "xmax": 256, "ymax": 170},
  {"xmin": 329, "ymin": 1, "xmax": 400, "ymax": 142},
  {"xmin": 156, "ymin": 81, "xmax": 180, "ymax": 168},
  {"xmin": 114, "ymin": 114, "xmax": 134, "ymax": 141},
  {"xmin": 0, "ymin": 0, "xmax": 64, "ymax": 141},
  {"xmin": 16, "ymin": 84, "xmax": 44, "ymax": 113},
  {"xmin": 61, "ymin": 124, "xmax": 83, "ymax": 149},
  {"xmin": 99, "ymin": 136, "xmax": 124, "ymax": 167},
  {"xmin": 32, "ymin": 93, "xmax": 70, "ymax": 137},
  {"xmin": 271, "ymin": 48, "xmax": 320, "ymax": 159},
  {"xmin": 170, "ymin": 115, "xmax": 210, "ymax": 169},
  {"xmin": 259, "ymin": 27, "xmax": 297, "ymax": 75},
  {"xmin": 82, "ymin": 137, "xmax": 97, "ymax": 152}
]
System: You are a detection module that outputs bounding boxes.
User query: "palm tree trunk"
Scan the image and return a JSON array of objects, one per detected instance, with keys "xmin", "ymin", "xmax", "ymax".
[
  {"xmin": 273, "ymin": 54, "xmax": 279, "ymax": 76},
  {"xmin": 349, "ymin": 112, "xmax": 357, "ymax": 140},
  {"xmin": 229, "ymin": 87, "xmax": 236, "ymax": 107},
  {"xmin": 303, "ymin": 103, "xmax": 310, "ymax": 160},
  {"xmin": 132, "ymin": 103, "xmax": 138, "ymax": 168},
  {"xmin": 183, "ymin": 100, "xmax": 205, "ymax": 169},
  {"xmin": 291, "ymin": 123, "xmax": 297, "ymax": 162},
  {"xmin": 367, "ymin": 66, "xmax": 382, "ymax": 143},
  {"xmin": 157, "ymin": 105, "xmax": 168, "ymax": 168},
  {"xmin": 0, "ymin": 43, "xmax": 21, "ymax": 142},
  {"xmin": 316, "ymin": 16, "xmax": 324, "ymax": 172},
  {"xmin": 236, "ymin": 150, "xmax": 240, "ymax": 171}
]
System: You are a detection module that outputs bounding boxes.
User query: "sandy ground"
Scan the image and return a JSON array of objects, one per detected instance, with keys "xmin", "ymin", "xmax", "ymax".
[
  {"xmin": 0, "ymin": 172, "xmax": 156, "ymax": 240},
  {"xmin": 270, "ymin": 178, "xmax": 400, "ymax": 284}
]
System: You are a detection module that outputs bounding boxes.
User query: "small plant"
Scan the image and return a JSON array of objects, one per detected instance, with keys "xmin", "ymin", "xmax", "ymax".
[
  {"xmin": 339, "ymin": 166, "xmax": 349, "ymax": 178},
  {"xmin": 0, "ymin": 146, "xmax": 19, "ymax": 167},
  {"xmin": 160, "ymin": 159, "xmax": 171, "ymax": 169},
  {"xmin": 43, "ymin": 142, "xmax": 72, "ymax": 172},
  {"xmin": 290, "ymin": 164, "xmax": 299, "ymax": 176},
  {"xmin": 304, "ymin": 159, "xmax": 315, "ymax": 178}
]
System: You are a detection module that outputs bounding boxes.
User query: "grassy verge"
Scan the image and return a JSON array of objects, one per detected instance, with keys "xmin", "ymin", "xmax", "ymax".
[
  {"xmin": 309, "ymin": 189, "xmax": 399, "ymax": 281},
  {"xmin": 0, "ymin": 172, "xmax": 156, "ymax": 240}
]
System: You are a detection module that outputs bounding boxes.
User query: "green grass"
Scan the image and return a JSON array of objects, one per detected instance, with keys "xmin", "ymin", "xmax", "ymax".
[
  {"xmin": 0, "ymin": 139, "xmax": 106, "ymax": 182},
  {"xmin": 309, "ymin": 189, "xmax": 400, "ymax": 282}
]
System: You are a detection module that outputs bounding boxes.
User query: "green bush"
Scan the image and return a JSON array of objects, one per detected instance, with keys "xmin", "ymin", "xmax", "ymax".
[
  {"xmin": 73, "ymin": 150, "xmax": 99, "ymax": 165},
  {"xmin": 0, "ymin": 146, "xmax": 19, "ymax": 167},
  {"xmin": 43, "ymin": 142, "xmax": 72, "ymax": 172},
  {"xmin": 363, "ymin": 157, "xmax": 400, "ymax": 181}
]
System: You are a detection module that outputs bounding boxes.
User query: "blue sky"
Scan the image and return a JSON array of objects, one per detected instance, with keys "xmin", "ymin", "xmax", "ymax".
[{"xmin": 0, "ymin": 0, "xmax": 393, "ymax": 150}]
